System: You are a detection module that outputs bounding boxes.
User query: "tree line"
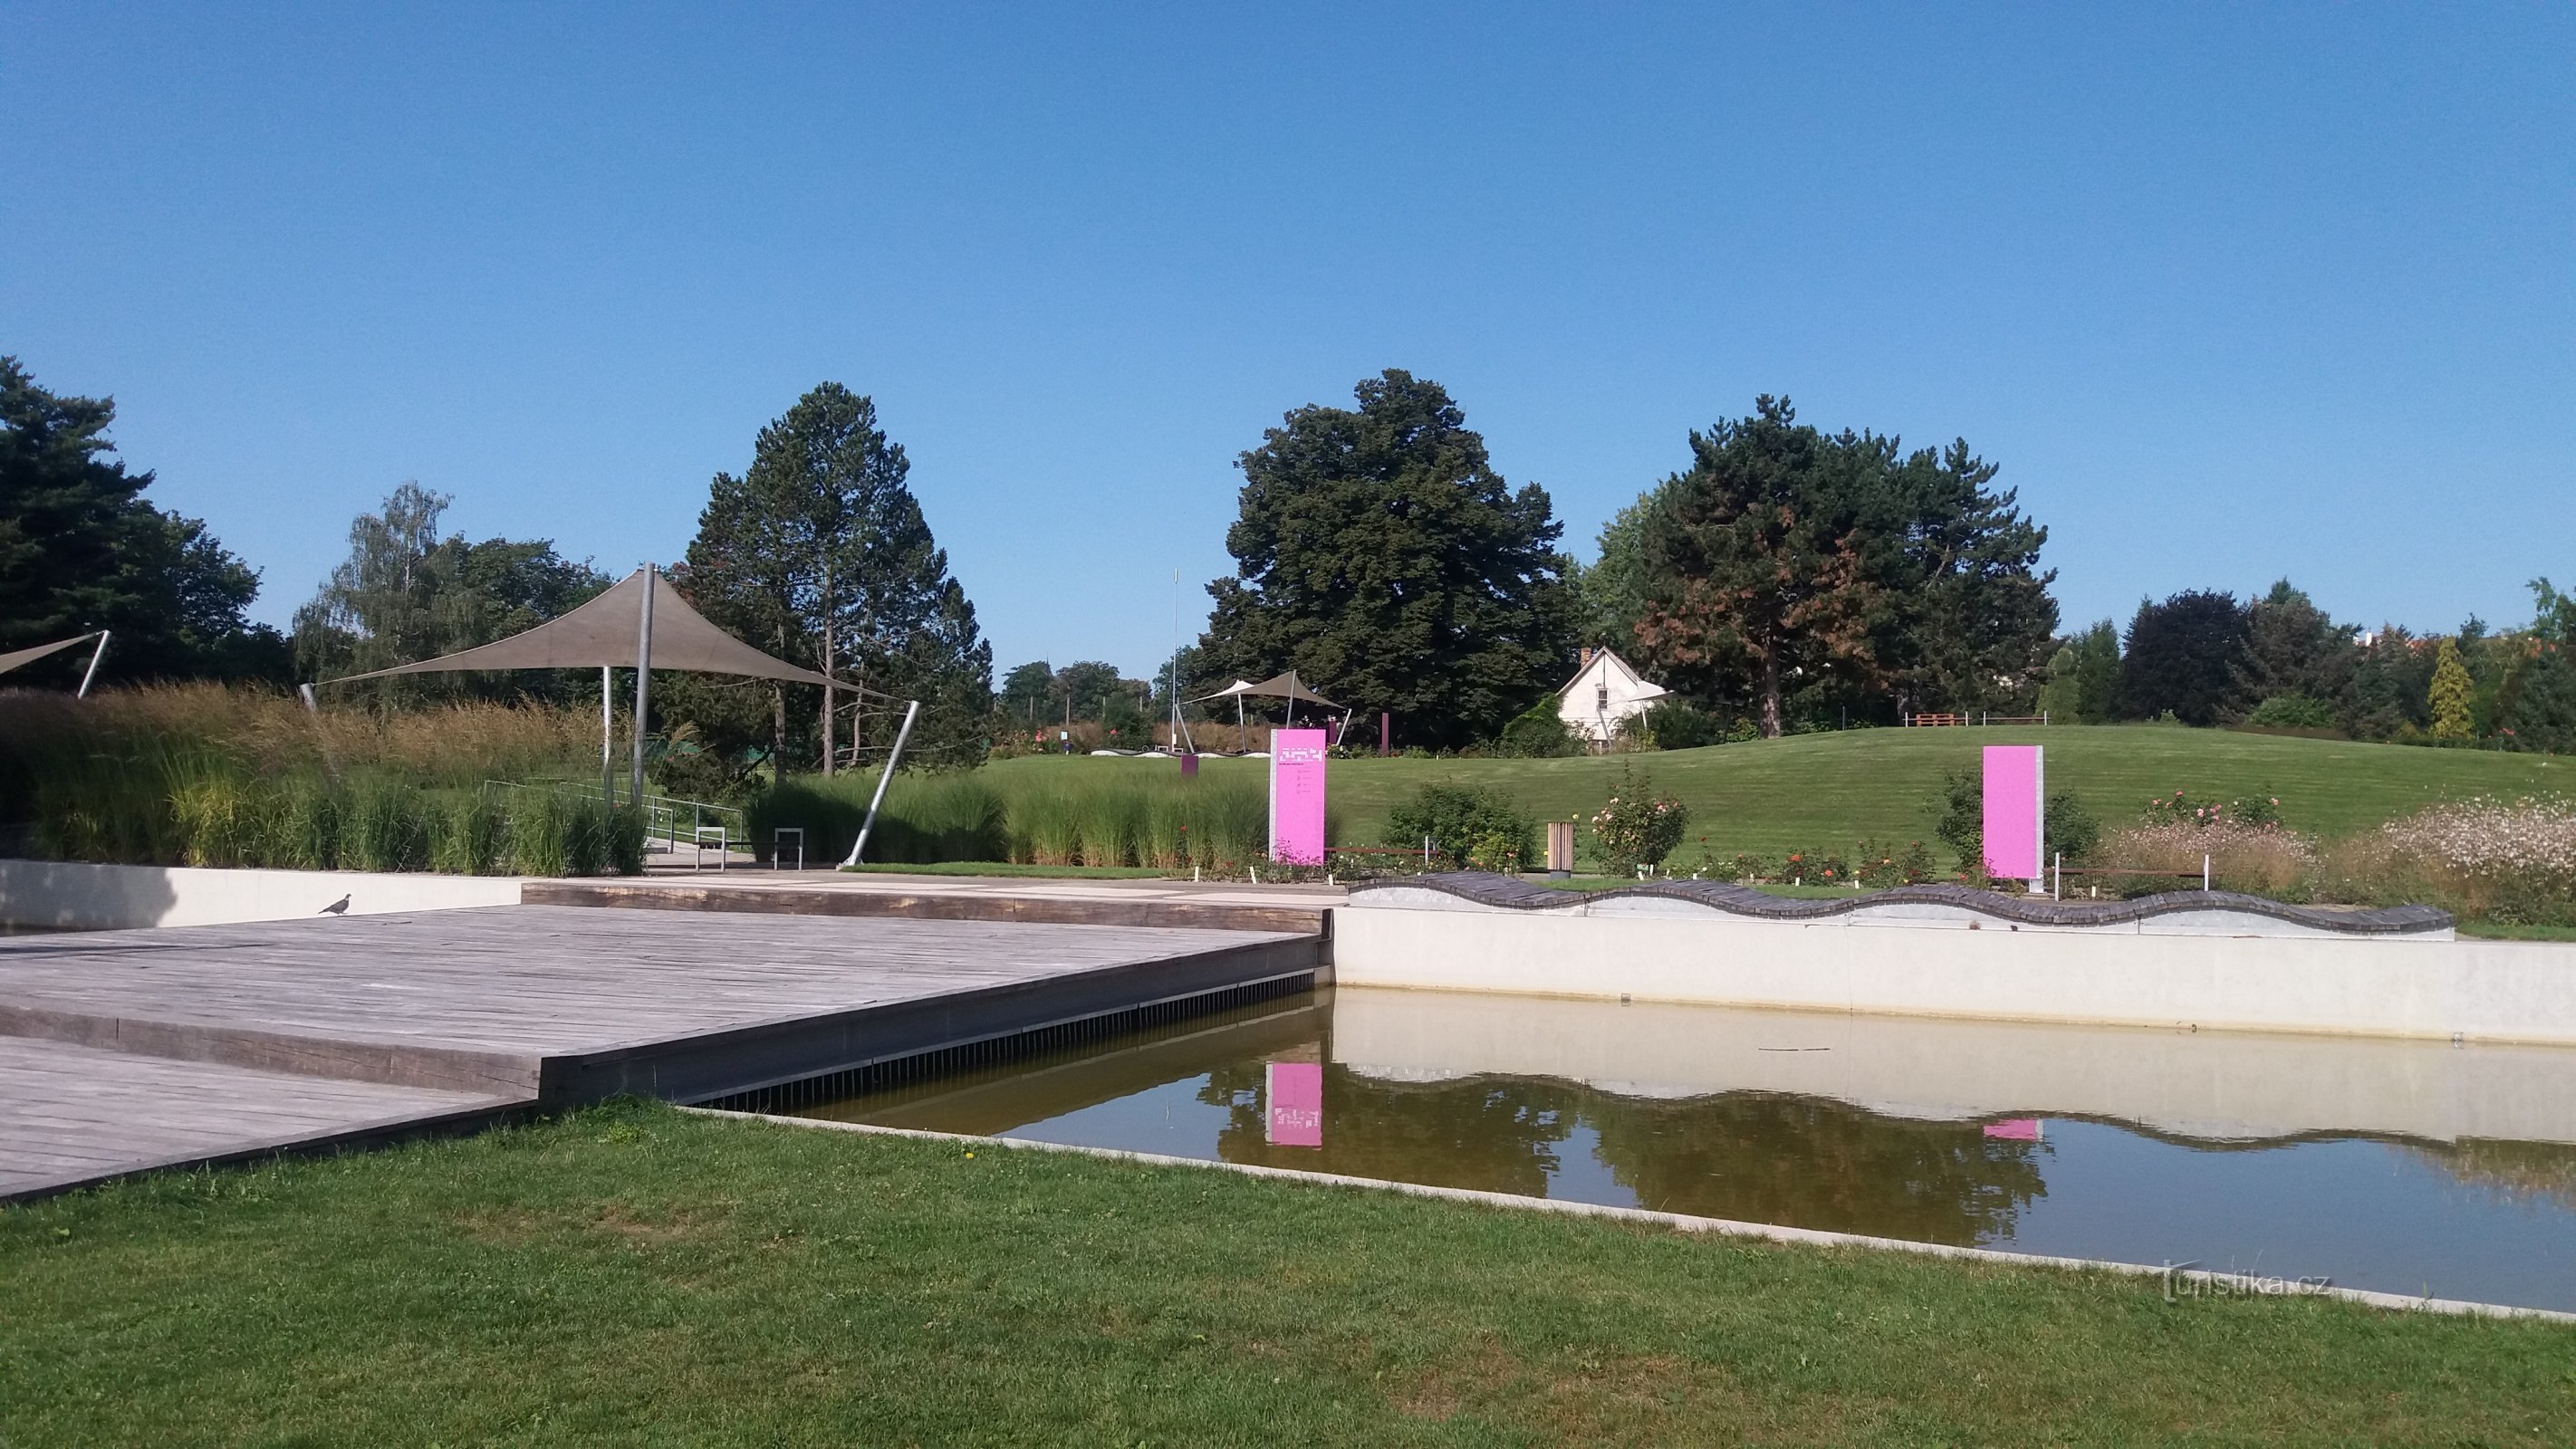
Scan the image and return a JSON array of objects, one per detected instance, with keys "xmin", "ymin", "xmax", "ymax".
[
  {"xmin": 2040, "ymin": 581, "xmax": 2576, "ymax": 752},
  {"xmin": 1187, "ymin": 377, "xmax": 2055, "ymax": 746},
  {"xmin": 11, "ymin": 347, "xmax": 2566, "ymax": 768}
]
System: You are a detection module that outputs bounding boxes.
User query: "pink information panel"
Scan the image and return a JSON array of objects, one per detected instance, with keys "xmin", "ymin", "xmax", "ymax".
[
  {"xmin": 1982, "ymin": 744, "xmax": 2044, "ymax": 882},
  {"xmin": 1266, "ymin": 1061, "xmax": 1323, "ymax": 1147},
  {"xmin": 1269, "ymin": 727, "xmax": 1329, "ymax": 865}
]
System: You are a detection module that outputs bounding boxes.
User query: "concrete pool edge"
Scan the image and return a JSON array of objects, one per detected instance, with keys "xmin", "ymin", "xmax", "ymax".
[
  {"xmin": 1331, "ymin": 906, "xmax": 2576, "ymax": 1046},
  {"xmin": 683, "ymin": 1106, "xmax": 2576, "ymax": 1326}
]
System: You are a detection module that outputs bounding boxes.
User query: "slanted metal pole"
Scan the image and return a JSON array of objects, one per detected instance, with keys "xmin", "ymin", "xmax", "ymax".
[
  {"xmin": 75, "ymin": 630, "xmax": 109, "ymax": 697},
  {"xmin": 601, "ymin": 665, "xmax": 616, "ymax": 812},
  {"xmin": 843, "ymin": 699, "xmax": 920, "ymax": 868},
  {"xmin": 630, "ymin": 566, "xmax": 655, "ymax": 807}
]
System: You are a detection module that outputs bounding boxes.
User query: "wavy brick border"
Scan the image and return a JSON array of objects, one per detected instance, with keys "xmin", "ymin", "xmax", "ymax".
[{"xmin": 1348, "ymin": 872, "xmax": 2454, "ymax": 936}]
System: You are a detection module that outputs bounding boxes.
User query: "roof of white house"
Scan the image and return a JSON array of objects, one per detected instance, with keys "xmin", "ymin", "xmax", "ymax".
[{"xmin": 1556, "ymin": 648, "xmax": 1670, "ymax": 703}]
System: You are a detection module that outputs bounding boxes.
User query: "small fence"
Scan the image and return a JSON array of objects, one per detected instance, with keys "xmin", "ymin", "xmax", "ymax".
[{"xmin": 1904, "ymin": 712, "xmax": 2052, "ymax": 727}]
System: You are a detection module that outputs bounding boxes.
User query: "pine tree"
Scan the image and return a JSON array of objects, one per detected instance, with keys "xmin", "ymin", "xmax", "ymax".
[
  {"xmin": 2428, "ymin": 637, "xmax": 2475, "ymax": 739},
  {"xmin": 682, "ymin": 384, "xmax": 990, "ymax": 774},
  {"xmin": 0, "ymin": 355, "xmax": 285, "ymax": 682}
]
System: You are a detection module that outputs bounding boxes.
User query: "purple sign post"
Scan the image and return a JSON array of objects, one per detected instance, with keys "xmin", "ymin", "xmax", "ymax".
[
  {"xmin": 1266, "ymin": 1061, "xmax": 1323, "ymax": 1147},
  {"xmin": 1982, "ymin": 744, "xmax": 2044, "ymax": 888},
  {"xmin": 1269, "ymin": 726, "xmax": 1328, "ymax": 865}
]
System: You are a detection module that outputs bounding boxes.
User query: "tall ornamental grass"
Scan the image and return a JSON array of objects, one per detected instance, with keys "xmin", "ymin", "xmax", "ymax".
[
  {"xmin": 1, "ymin": 683, "xmax": 633, "ymax": 876},
  {"xmin": 2091, "ymin": 820, "xmax": 2318, "ymax": 897},
  {"xmin": 745, "ymin": 767, "xmax": 1290, "ymax": 870}
]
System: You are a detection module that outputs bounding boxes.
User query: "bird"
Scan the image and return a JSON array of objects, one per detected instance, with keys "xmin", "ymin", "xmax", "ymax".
[{"xmin": 318, "ymin": 895, "xmax": 350, "ymax": 916}]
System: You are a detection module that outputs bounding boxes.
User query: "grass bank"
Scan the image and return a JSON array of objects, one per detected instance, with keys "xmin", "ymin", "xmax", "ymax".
[
  {"xmin": 3, "ymin": 1102, "xmax": 2566, "ymax": 1444},
  {"xmin": 978, "ymin": 725, "xmax": 2562, "ymax": 852}
]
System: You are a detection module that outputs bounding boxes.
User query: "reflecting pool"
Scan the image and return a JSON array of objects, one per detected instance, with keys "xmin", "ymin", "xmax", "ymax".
[{"xmin": 797, "ymin": 986, "xmax": 2576, "ymax": 1311}]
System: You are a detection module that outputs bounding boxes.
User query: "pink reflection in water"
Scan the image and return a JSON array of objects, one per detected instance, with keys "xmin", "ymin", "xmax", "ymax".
[{"xmin": 1266, "ymin": 1061, "xmax": 1323, "ymax": 1147}]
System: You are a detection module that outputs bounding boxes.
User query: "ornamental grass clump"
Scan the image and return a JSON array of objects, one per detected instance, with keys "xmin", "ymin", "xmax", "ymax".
[
  {"xmin": 2093, "ymin": 820, "xmax": 2317, "ymax": 897},
  {"xmin": 428, "ymin": 789, "xmax": 509, "ymax": 876},
  {"xmin": 2319, "ymin": 797, "xmax": 2576, "ymax": 926}
]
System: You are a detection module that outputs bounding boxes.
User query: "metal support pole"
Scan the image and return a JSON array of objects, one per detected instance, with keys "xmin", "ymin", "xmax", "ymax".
[
  {"xmin": 2203, "ymin": 854, "xmax": 2211, "ymax": 892},
  {"xmin": 2053, "ymin": 852, "xmax": 2062, "ymax": 900},
  {"xmin": 843, "ymin": 699, "xmax": 920, "ymax": 868},
  {"xmin": 601, "ymin": 665, "xmax": 616, "ymax": 813},
  {"xmin": 630, "ymin": 566, "xmax": 655, "ymax": 808},
  {"xmin": 75, "ymin": 630, "xmax": 109, "ymax": 698}
]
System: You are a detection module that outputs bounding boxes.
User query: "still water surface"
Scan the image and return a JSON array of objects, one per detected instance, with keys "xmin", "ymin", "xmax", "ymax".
[{"xmin": 801, "ymin": 986, "xmax": 2576, "ymax": 1311}]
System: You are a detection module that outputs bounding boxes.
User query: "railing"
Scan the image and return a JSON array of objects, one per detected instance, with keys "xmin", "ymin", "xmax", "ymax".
[{"xmin": 482, "ymin": 780, "xmax": 746, "ymax": 860}]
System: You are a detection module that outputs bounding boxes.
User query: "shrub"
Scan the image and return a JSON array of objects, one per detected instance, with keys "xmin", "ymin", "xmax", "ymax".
[
  {"xmin": 1385, "ymin": 782, "xmax": 1535, "ymax": 871},
  {"xmin": 1641, "ymin": 700, "xmax": 1721, "ymax": 751},
  {"xmin": 2317, "ymin": 797, "xmax": 2576, "ymax": 926},
  {"xmin": 2247, "ymin": 694, "xmax": 2336, "ymax": 730},
  {"xmin": 1591, "ymin": 765, "xmax": 1687, "ymax": 877},
  {"xmin": 1494, "ymin": 701, "xmax": 1581, "ymax": 758},
  {"xmin": 1935, "ymin": 771, "xmax": 2104, "ymax": 875},
  {"xmin": 2139, "ymin": 788, "xmax": 2266, "ymax": 829}
]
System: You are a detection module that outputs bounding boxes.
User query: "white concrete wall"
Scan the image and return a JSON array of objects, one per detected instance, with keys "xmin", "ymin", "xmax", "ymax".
[
  {"xmin": 0, "ymin": 859, "xmax": 524, "ymax": 930},
  {"xmin": 1333, "ymin": 906, "xmax": 2576, "ymax": 1046}
]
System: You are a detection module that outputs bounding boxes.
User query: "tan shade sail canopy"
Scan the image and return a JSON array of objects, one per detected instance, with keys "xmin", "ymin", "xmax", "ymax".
[
  {"xmin": 1192, "ymin": 669, "xmax": 1341, "ymax": 709},
  {"xmin": 320, "ymin": 567, "xmax": 851, "ymax": 690},
  {"xmin": 0, "ymin": 632, "xmax": 101, "ymax": 678}
]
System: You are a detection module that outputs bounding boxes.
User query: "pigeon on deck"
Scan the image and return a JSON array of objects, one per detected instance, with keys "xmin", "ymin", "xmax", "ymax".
[{"xmin": 319, "ymin": 895, "xmax": 351, "ymax": 916}]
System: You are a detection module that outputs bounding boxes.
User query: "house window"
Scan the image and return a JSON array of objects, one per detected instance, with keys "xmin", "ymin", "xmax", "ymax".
[{"xmin": 1596, "ymin": 682, "xmax": 1610, "ymax": 714}]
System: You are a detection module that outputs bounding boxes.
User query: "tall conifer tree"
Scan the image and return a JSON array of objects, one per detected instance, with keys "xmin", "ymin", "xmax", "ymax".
[{"xmin": 682, "ymin": 384, "xmax": 991, "ymax": 772}]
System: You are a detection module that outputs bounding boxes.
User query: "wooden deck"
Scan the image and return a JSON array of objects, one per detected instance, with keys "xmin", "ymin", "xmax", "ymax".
[{"xmin": 0, "ymin": 904, "xmax": 1322, "ymax": 1202}]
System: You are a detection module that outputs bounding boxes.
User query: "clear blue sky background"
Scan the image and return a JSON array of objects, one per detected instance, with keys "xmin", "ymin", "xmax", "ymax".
[{"xmin": 7, "ymin": 4, "xmax": 2571, "ymax": 678}]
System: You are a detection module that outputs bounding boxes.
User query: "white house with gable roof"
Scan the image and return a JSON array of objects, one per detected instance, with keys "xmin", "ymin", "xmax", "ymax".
[{"xmin": 1555, "ymin": 648, "xmax": 1670, "ymax": 747}]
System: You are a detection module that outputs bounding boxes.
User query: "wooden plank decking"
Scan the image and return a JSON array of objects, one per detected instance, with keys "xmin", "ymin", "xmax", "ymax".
[
  {"xmin": 0, "ymin": 1035, "xmax": 520, "ymax": 1200},
  {"xmin": 0, "ymin": 903, "xmax": 1323, "ymax": 1201}
]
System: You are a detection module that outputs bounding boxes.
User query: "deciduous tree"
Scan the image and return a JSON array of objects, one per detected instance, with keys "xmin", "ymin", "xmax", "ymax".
[
  {"xmin": 1200, "ymin": 370, "xmax": 1575, "ymax": 750},
  {"xmin": 292, "ymin": 483, "xmax": 608, "ymax": 704},
  {"xmin": 2119, "ymin": 590, "xmax": 2248, "ymax": 725}
]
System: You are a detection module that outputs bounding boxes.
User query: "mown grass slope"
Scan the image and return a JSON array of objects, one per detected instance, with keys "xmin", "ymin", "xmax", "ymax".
[{"xmin": 984, "ymin": 726, "xmax": 2567, "ymax": 853}]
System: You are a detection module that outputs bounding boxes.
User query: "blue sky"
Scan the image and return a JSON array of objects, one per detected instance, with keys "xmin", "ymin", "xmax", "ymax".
[{"xmin": 6, "ymin": 4, "xmax": 2571, "ymax": 677}]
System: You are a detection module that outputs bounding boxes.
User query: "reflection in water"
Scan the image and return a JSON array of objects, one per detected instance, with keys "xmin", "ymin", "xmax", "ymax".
[{"xmin": 803, "ymin": 987, "xmax": 2576, "ymax": 1310}]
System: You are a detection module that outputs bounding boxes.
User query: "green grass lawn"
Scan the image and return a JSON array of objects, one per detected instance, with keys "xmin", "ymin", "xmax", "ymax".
[
  {"xmin": 4, "ymin": 1102, "xmax": 2569, "ymax": 1445},
  {"xmin": 987, "ymin": 726, "xmax": 2566, "ymax": 854}
]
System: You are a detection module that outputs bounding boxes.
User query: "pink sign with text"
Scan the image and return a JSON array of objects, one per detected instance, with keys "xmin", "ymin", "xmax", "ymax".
[
  {"xmin": 1266, "ymin": 1061, "xmax": 1323, "ymax": 1147},
  {"xmin": 1268, "ymin": 727, "xmax": 1329, "ymax": 864},
  {"xmin": 1982, "ymin": 744, "xmax": 2044, "ymax": 882}
]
